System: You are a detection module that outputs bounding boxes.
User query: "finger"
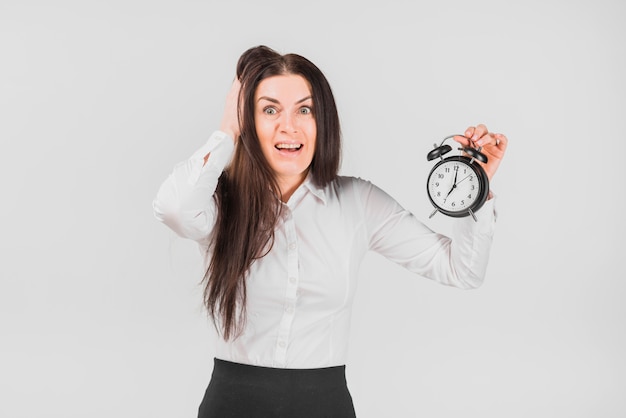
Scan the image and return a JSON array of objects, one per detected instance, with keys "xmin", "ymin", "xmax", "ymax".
[
  {"xmin": 471, "ymin": 124, "xmax": 489, "ymax": 141},
  {"xmin": 453, "ymin": 134, "xmax": 471, "ymax": 147},
  {"xmin": 479, "ymin": 133, "xmax": 508, "ymax": 151},
  {"xmin": 475, "ymin": 132, "xmax": 496, "ymax": 148},
  {"xmin": 494, "ymin": 133, "xmax": 508, "ymax": 149},
  {"xmin": 464, "ymin": 126, "xmax": 476, "ymax": 140}
]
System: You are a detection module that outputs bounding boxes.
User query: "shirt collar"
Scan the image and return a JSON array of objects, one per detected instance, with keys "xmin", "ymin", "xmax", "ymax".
[
  {"xmin": 284, "ymin": 173, "xmax": 328, "ymax": 209},
  {"xmin": 301, "ymin": 173, "xmax": 328, "ymax": 205}
]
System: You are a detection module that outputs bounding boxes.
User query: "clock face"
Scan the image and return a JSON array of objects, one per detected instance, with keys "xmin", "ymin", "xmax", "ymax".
[{"xmin": 427, "ymin": 158, "xmax": 483, "ymax": 215}]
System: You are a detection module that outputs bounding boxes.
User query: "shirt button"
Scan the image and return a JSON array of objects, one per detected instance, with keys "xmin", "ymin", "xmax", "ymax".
[
  {"xmin": 289, "ymin": 277, "xmax": 296, "ymax": 284},
  {"xmin": 288, "ymin": 243, "xmax": 297, "ymax": 251},
  {"xmin": 285, "ymin": 306, "xmax": 294, "ymax": 314},
  {"xmin": 278, "ymin": 340, "xmax": 286, "ymax": 348}
]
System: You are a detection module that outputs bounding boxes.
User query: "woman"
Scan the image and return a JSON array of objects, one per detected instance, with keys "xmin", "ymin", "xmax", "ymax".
[{"xmin": 153, "ymin": 45, "xmax": 508, "ymax": 417}]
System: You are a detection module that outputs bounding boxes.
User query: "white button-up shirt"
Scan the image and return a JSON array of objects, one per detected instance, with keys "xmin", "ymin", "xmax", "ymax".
[{"xmin": 153, "ymin": 131, "xmax": 497, "ymax": 369}]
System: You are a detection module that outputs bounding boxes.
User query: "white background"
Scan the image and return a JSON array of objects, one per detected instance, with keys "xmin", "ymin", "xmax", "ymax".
[{"xmin": 1, "ymin": 0, "xmax": 624, "ymax": 417}]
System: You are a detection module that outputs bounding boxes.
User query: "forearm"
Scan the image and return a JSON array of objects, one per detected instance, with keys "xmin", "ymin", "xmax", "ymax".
[
  {"xmin": 152, "ymin": 130, "xmax": 235, "ymax": 243},
  {"xmin": 444, "ymin": 197, "xmax": 497, "ymax": 288},
  {"xmin": 365, "ymin": 180, "xmax": 497, "ymax": 289}
]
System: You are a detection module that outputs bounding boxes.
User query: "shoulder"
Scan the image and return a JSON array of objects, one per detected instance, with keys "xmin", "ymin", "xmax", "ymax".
[
  {"xmin": 334, "ymin": 175, "xmax": 392, "ymax": 196},
  {"xmin": 333, "ymin": 175, "xmax": 375, "ymax": 190},
  {"xmin": 326, "ymin": 175, "xmax": 391, "ymax": 205},
  {"xmin": 333, "ymin": 175, "xmax": 405, "ymax": 211}
]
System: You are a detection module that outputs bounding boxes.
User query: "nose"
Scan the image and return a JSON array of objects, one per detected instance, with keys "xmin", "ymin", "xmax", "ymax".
[{"xmin": 279, "ymin": 111, "xmax": 298, "ymax": 133}]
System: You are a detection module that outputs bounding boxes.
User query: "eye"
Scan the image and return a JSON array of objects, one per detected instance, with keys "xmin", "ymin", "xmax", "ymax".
[
  {"xmin": 299, "ymin": 106, "xmax": 312, "ymax": 115},
  {"xmin": 263, "ymin": 106, "xmax": 277, "ymax": 115}
]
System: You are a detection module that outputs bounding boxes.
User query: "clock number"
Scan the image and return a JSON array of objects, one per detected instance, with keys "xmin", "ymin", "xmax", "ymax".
[{"xmin": 426, "ymin": 140, "xmax": 490, "ymax": 220}]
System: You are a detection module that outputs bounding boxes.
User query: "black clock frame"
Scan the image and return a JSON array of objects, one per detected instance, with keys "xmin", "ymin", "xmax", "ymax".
[{"xmin": 426, "ymin": 136, "xmax": 490, "ymax": 221}]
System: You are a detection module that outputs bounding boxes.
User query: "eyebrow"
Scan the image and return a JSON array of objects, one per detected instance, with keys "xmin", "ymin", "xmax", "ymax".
[{"xmin": 257, "ymin": 95, "xmax": 313, "ymax": 105}]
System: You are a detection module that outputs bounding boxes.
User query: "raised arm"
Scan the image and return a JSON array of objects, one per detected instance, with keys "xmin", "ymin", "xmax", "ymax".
[
  {"xmin": 362, "ymin": 180, "xmax": 496, "ymax": 289},
  {"xmin": 363, "ymin": 124, "xmax": 506, "ymax": 288},
  {"xmin": 152, "ymin": 79, "xmax": 241, "ymax": 244},
  {"xmin": 152, "ymin": 131, "xmax": 235, "ymax": 244}
]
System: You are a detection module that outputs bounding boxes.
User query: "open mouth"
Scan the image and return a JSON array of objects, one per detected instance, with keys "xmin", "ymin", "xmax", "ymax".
[{"xmin": 275, "ymin": 143, "xmax": 303, "ymax": 152}]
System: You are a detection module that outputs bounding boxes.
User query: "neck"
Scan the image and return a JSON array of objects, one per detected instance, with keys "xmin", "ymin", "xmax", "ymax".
[{"xmin": 277, "ymin": 172, "xmax": 308, "ymax": 203}]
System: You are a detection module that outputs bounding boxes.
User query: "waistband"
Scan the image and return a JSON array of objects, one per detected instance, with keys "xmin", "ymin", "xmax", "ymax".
[{"xmin": 212, "ymin": 358, "xmax": 348, "ymax": 388}]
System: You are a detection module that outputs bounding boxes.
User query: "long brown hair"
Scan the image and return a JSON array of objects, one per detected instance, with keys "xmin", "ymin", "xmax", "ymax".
[{"xmin": 203, "ymin": 46, "xmax": 341, "ymax": 340}]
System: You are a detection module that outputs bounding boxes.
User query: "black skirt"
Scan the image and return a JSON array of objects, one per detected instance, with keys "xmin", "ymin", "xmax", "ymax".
[{"xmin": 198, "ymin": 358, "xmax": 357, "ymax": 418}]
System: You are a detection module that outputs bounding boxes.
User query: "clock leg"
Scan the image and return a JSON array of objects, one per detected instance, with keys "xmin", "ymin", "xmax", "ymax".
[{"xmin": 468, "ymin": 208, "xmax": 478, "ymax": 222}]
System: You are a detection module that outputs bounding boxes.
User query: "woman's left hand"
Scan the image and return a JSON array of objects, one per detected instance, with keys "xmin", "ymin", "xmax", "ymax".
[{"xmin": 454, "ymin": 124, "xmax": 508, "ymax": 182}]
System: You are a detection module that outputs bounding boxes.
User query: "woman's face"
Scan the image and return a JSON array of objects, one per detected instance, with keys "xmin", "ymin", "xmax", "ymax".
[{"xmin": 254, "ymin": 74, "xmax": 317, "ymax": 192}]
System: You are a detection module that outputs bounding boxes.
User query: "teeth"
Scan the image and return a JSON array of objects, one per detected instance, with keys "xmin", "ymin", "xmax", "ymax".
[{"xmin": 276, "ymin": 143, "xmax": 302, "ymax": 149}]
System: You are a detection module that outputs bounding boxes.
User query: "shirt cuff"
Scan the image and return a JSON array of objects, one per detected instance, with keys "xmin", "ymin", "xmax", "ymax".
[{"xmin": 188, "ymin": 130, "xmax": 235, "ymax": 184}]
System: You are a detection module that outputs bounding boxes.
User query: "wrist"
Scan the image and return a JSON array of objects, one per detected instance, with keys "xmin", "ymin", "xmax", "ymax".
[{"xmin": 219, "ymin": 127, "xmax": 237, "ymax": 143}]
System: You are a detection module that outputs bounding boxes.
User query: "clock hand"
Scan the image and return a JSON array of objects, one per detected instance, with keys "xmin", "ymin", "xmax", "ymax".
[
  {"xmin": 445, "ymin": 183, "xmax": 456, "ymax": 198},
  {"xmin": 445, "ymin": 169, "xmax": 458, "ymax": 198},
  {"xmin": 455, "ymin": 174, "xmax": 473, "ymax": 186}
]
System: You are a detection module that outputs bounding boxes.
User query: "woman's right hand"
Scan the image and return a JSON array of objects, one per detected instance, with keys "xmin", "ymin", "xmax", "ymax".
[{"xmin": 220, "ymin": 78, "xmax": 242, "ymax": 142}]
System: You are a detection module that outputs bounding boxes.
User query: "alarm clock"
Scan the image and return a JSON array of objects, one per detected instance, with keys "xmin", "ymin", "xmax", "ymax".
[{"xmin": 426, "ymin": 135, "xmax": 490, "ymax": 222}]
